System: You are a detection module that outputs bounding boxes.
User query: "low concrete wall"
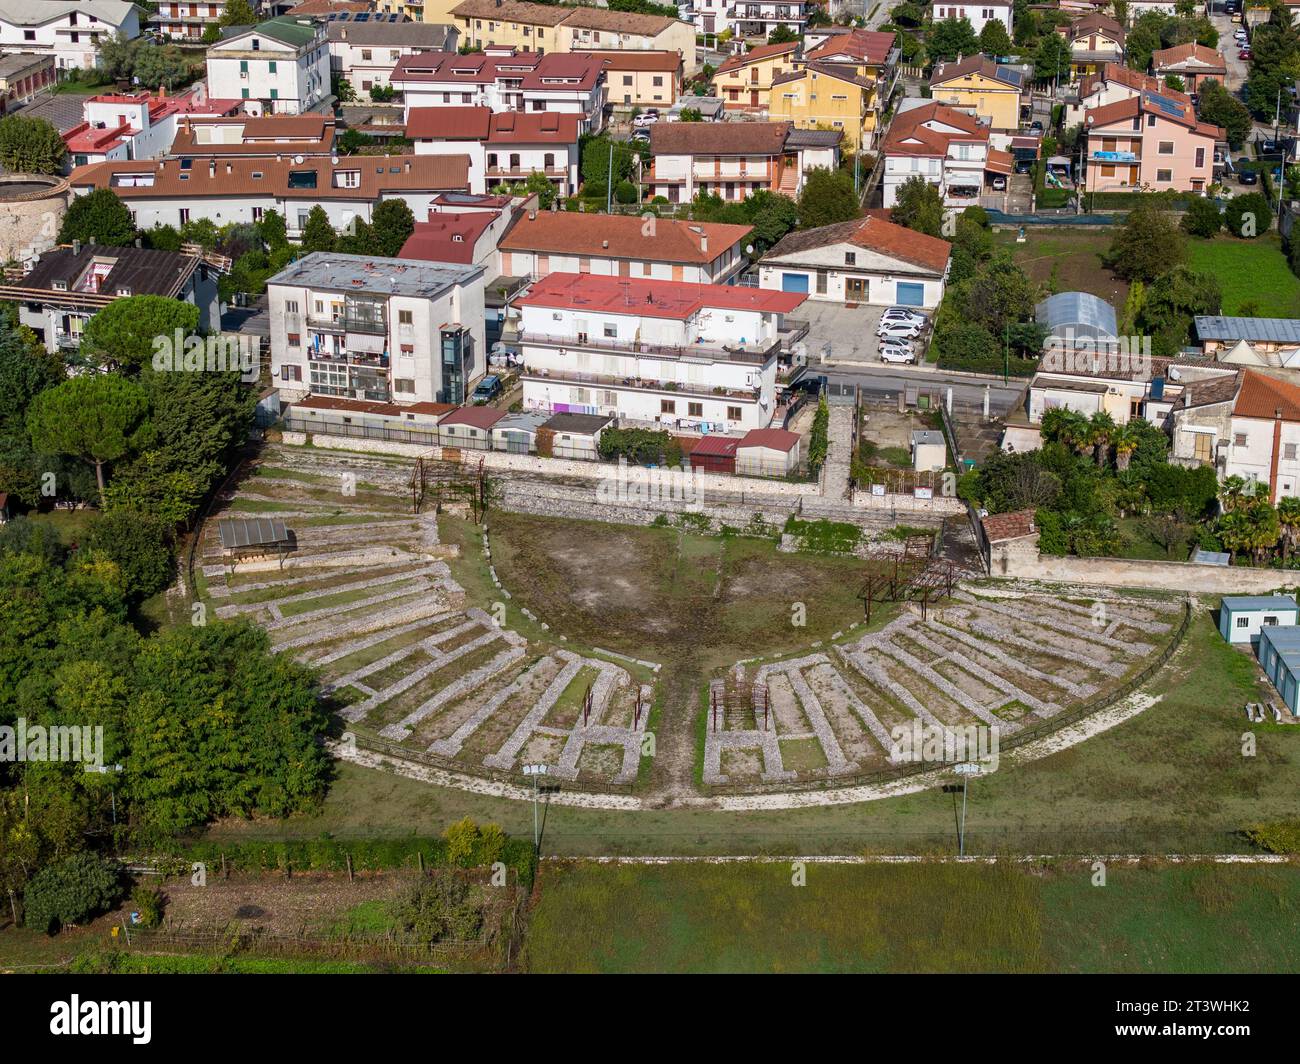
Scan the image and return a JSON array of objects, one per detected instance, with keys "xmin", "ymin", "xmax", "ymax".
[{"xmin": 1007, "ymin": 552, "xmax": 1297, "ymax": 593}]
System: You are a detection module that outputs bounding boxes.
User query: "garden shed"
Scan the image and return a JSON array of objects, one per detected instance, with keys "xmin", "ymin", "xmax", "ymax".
[{"xmin": 1218, "ymin": 594, "xmax": 1299, "ymax": 645}]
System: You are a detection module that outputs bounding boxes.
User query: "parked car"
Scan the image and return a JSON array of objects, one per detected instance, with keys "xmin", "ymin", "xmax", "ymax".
[
  {"xmin": 1239, "ymin": 48, "xmax": 1253, "ymax": 60},
  {"xmin": 1239, "ymin": 168, "xmax": 1259, "ymax": 185},
  {"xmin": 632, "ymin": 112, "xmax": 659, "ymax": 127},
  {"xmin": 472, "ymin": 375, "xmax": 503, "ymax": 404},
  {"xmin": 879, "ymin": 345, "xmax": 916, "ymax": 365},
  {"xmin": 881, "ymin": 307, "xmax": 926, "ymax": 323},
  {"xmin": 877, "ymin": 321, "xmax": 922, "ymax": 339},
  {"xmin": 631, "ymin": 128, "xmax": 651, "ymax": 143},
  {"xmin": 991, "ymin": 174, "xmax": 1007, "ymax": 191}
]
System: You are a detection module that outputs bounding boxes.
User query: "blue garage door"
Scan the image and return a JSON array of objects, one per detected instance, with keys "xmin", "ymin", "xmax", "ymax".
[
  {"xmin": 896, "ymin": 282, "xmax": 925, "ymax": 306},
  {"xmin": 781, "ymin": 273, "xmax": 810, "ymax": 293}
]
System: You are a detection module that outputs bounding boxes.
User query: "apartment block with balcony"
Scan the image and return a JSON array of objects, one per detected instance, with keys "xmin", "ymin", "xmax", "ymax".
[
  {"xmin": 881, "ymin": 100, "xmax": 1010, "ymax": 210},
  {"xmin": 928, "ymin": 1, "xmax": 1013, "ymax": 35},
  {"xmin": 408, "ymin": 106, "xmax": 580, "ymax": 195},
  {"xmin": 326, "ymin": 20, "xmax": 458, "ymax": 93},
  {"xmin": 515, "ymin": 272, "xmax": 807, "ymax": 433},
  {"xmin": 151, "ymin": 0, "xmax": 227, "ymax": 40},
  {"xmin": 1063, "ymin": 11, "xmax": 1124, "ymax": 82},
  {"xmin": 0, "ymin": 241, "xmax": 217, "ymax": 354},
  {"xmin": 645, "ymin": 120, "xmax": 840, "ymax": 203},
  {"xmin": 1082, "ymin": 90, "xmax": 1222, "ymax": 195},
  {"xmin": 709, "ymin": 39, "xmax": 799, "ymax": 111},
  {"xmin": 268, "ymin": 252, "xmax": 487, "ymax": 405},
  {"xmin": 726, "ymin": 0, "xmax": 808, "ymax": 40},
  {"xmin": 0, "ymin": 0, "xmax": 140, "ymax": 71},
  {"xmin": 206, "ymin": 15, "xmax": 331, "ymax": 116},
  {"xmin": 769, "ymin": 62, "xmax": 876, "ymax": 152}
]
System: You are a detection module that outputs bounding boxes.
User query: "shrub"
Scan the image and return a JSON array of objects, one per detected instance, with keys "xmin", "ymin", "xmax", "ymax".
[
  {"xmin": 1181, "ymin": 195, "xmax": 1222, "ymax": 238},
  {"xmin": 129, "ymin": 886, "xmax": 166, "ymax": 929},
  {"xmin": 24, "ymin": 854, "xmax": 124, "ymax": 934},
  {"xmin": 391, "ymin": 876, "xmax": 484, "ymax": 943}
]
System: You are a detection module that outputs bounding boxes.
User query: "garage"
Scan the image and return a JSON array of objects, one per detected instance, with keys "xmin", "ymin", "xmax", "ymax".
[
  {"xmin": 781, "ymin": 272, "xmax": 810, "ymax": 293},
  {"xmin": 895, "ymin": 281, "xmax": 925, "ymax": 306}
]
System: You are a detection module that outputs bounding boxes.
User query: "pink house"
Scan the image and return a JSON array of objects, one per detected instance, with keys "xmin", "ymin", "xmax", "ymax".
[{"xmin": 1082, "ymin": 90, "xmax": 1223, "ymax": 195}]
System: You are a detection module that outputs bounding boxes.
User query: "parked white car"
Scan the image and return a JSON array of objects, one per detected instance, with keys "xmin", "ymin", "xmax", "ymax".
[
  {"xmin": 879, "ymin": 345, "xmax": 916, "ymax": 364},
  {"xmin": 878, "ymin": 321, "xmax": 922, "ymax": 340},
  {"xmin": 880, "ymin": 308, "xmax": 926, "ymax": 325},
  {"xmin": 632, "ymin": 112, "xmax": 659, "ymax": 127}
]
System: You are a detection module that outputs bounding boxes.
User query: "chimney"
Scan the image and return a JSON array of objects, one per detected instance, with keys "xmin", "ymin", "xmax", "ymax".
[
  {"xmin": 529, "ymin": 209, "xmax": 537, "ymax": 220},
  {"xmin": 700, "ymin": 234, "xmax": 707, "ymax": 253},
  {"xmin": 226, "ymin": 162, "xmax": 232, "ymax": 174},
  {"xmin": 72, "ymin": 239, "xmax": 81, "ymax": 255},
  {"xmin": 209, "ymin": 159, "xmax": 216, "ymax": 178},
  {"xmin": 602, "ymin": 239, "xmax": 609, "ymax": 248},
  {"xmin": 134, "ymin": 237, "xmax": 142, "ymax": 248},
  {"xmin": 405, "ymin": 160, "xmax": 411, "ymax": 172}
]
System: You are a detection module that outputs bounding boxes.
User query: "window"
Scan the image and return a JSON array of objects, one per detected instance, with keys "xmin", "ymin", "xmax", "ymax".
[
  {"xmin": 688, "ymin": 402, "xmax": 703, "ymax": 417},
  {"xmin": 1236, "ymin": 616, "xmax": 1249, "ymax": 628},
  {"xmin": 399, "ymin": 309, "xmax": 413, "ymax": 325},
  {"xmin": 727, "ymin": 406, "xmax": 742, "ymax": 421},
  {"xmin": 400, "ymin": 343, "xmax": 414, "ymax": 354},
  {"xmin": 661, "ymin": 399, "xmax": 676, "ymax": 414},
  {"xmin": 361, "ymin": 50, "xmax": 371, "ymax": 61},
  {"xmin": 1287, "ymin": 443, "xmax": 1298, "ymax": 461},
  {"xmin": 1195, "ymin": 147, "xmax": 1205, "ymax": 168},
  {"xmin": 1156, "ymin": 169, "xmax": 1172, "ymax": 183},
  {"xmin": 653, "ymin": 76, "xmax": 663, "ymax": 86},
  {"xmin": 845, "ymin": 252, "xmax": 856, "ymax": 266},
  {"xmin": 268, "ymin": 61, "xmax": 277, "ymax": 73},
  {"xmin": 23, "ymin": 30, "xmax": 34, "ymax": 41},
  {"xmin": 1158, "ymin": 141, "xmax": 1174, "ymax": 154},
  {"xmin": 285, "ymin": 300, "xmax": 299, "ymax": 314},
  {"xmin": 1265, "ymin": 615, "xmax": 1280, "ymax": 626},
  {"xmin": 623, "ymin": 75, "xmax": 633, "ymax": 85},
  {"xmin": 394, "ymin": 378, "xmax": 415, "ymax": 393},
  {"xmin": 282, "ymin": 365, "xmax": 302, "ymax": 382},
  {"xmin": 603, "ymin": 323, "xmax": 617, "ymax": 338},
  {"xmin": 1235, "ymin": 433, "xmax": 1248, "ymax": 447},
  {"xmin": 287, "ymin": 332, "xmax": 301, "ymax": 347},
  {"xmin": 1192, "ymin": 432, "xmax": 1213, "ymax": 463},
  {"xmin": 1147, "ymin": 114, "xmax": 1156, "ymax": 127}
]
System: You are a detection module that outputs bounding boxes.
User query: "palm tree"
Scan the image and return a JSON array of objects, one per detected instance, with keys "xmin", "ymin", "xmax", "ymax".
[
  {"xmin": 1217, "ymin": 509, "xmax": 1252, "ymax": 563},
  {"xmin": 1088, "ymin": 410, "xmax": 1116, "ymax": 467},
  {"xmin": 1248, "ymin": 501, "xmax": 1281, "ymax": 566},
  {"xmin": 1112, "ymin": 422, "xmax": 1140, "ymax": 472},
  {"xmin": 1041, "ymin": 408, "xmax": 1088, "ymax": 453},
  {"xmin": 1279, "ymin": 497, "xmax": 1300, "ymax": 564},
  {"xmin": 1219, "ymin": 475, "xmax": 1249, "ymax": 514}
]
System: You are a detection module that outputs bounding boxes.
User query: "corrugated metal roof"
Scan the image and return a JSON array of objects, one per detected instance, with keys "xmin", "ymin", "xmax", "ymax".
[
  {"xmin": 1221, "ymin": 595, "xmax": 1298, "ymax": 611},
  {"xmin": 218, "ymin": 517, "xmax": 290, "ymax": 550},
  {"xmin": 1195, "ymin": 316, "xmax": 1300, "ymax": 344},
  {"xmin": 1035, "ymin": 291, "xmax": 1118, "ymax": 340}
]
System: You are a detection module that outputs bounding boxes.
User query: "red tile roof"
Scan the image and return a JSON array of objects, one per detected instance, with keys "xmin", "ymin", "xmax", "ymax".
[
  {"xmin": 650, "ymin": 120, "xmax": 791, "ymax": 156},
  {"xmin": 1084, "ymin": 91, "xmax": 1222, "ymax": 139},
  {"xmin": 399, "ymin": 210, "xmax": 499, "ymax": 265},
  {"xmin": 763, "ymin": 214, "xmax": 952, "ymax": 276},
  {"xmin": 1233, "ymin": 369, "xmax": 1300, "ymax": 422},
  {"xmin": 881, "ymin": 100, "xmax": 989, "ymax": 158},
  {"xmin": 1152, "ymin": 43, "xmax": 1226, "ymax": 73},
  {"xmin": 805, "ymin": 29, "xmax": 896, "ymax": 66},
  {"xmin": 714, "ymin": 40, "xmax": 799, "ymax": 75},
  {"xmin": 499, "ymin": 212, "xmax": 752, "ymax": 265},
  {"xmin": 515, "ymin": 272, "xmax": 806, "ymax": 319},
  {"xmin": 739, "ymin": 427, "xmax": 800, "ymax": 453},
  {"xmin": 982, "ymin": 509, "xmax": 1038, "ymax": 542},
  {"xmin": 406, "ymin": 106, "xmax": 492, "ymax": 140},
  {"xmin": 572, "ymin": 49, "xmax": 682, "ymax": 73},
  {"xmin": 406, "ymin": 107, "xmax": 580, "ymax": 144},
  {"xmin": 689, "ymin": 434, "xmax": 741, "ymax": 457},
  {"xmin": 292, "ymin": 395, "xmax": 455, "ymax": 419},
  {"xmin": 441, "ymin": 406, "xmax": 508, "ymax": 429}
]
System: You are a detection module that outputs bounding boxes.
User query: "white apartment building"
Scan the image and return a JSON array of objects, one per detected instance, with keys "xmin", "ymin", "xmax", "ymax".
[
  {"xmin": 206, "ymin": 15, "xmax": 331, "ymax": 116},
  {"xmin": 0, "ymin": 0, "xmax": 141, "ymax": 70},
  {"xmin": 408, "ymin": 107, "xmax": 581, "ymax": 196},
  {"xmin": 928, "ymin": 1, "xmax": 1013, "ymax": 35},
  {"xmin": 725, "ymin": 0, "xmax": 808, "ymax": 39},
  {"xmin": 64, "ymin": 88, "xmax": 235, "ymax": 167},
  {"xmin": 268, "ymin": 252, "xmax": 487, "ymax": 406},
  {"xmin": 516, "ymin": 272, "xmax": 806, "ymax": 433},
  {"xmin": 69, "ymin": 154, "xmax": 472, "ymax": 238},
  {"xmin": 151, "ymin": 0, "xmax": 228, "ymax": 41},
  {"xmin": 326, "ymin": 21, "xmax": 457, "ymax": 94}
]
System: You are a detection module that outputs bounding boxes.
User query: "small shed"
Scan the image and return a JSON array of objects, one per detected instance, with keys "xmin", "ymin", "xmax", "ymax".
[
  {"xmin": 736, "ymin": 427, "xmax": 801, "ymax": 477},
  {"xmin": 980, "ymin": 508, "xmax": 1039, "ymax": 576},
  {"xmin": 1257, "ymin": 623, "xmax": 1300, "ymax": 690},
  {"xmin": 1218, "ymin": 594, "xmax": 1299, "ymax": 645},
  {"xmin": 688, "ymin": 433, "xmax": 739, "ymax": 475},
  {"xmin": 493, "ymin": 410, "xmax": 549, "ymax": 454},
  {"xmin": 540, "ymin": 412, "xmax": 613, "ymax": 460},
  {"xmin": 217, "ymin": 516, "xmax": 294, "ymax": 566},
  {"xmin": 911, "ymin": 429, "xmax": 947, "ymax": 472},
  {"xmin": 438, "ymin": 406, "xmax": 506, "ymax": 451}
]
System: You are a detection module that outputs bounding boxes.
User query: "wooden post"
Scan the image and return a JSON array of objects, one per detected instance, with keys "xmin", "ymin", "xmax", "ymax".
[
  {"xmin": 417, "ymin": 851, "xmax": 425, "ymax": 874},
  {"xmin": 221, "ymin": 852, "xmax": 228, "ymax": 879},
  {"xmin": 346, "ymin": 853, "xmax": 354, "ymax": 883}
]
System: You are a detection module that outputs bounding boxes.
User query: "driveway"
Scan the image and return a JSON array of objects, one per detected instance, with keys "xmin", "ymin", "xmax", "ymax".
[
  {"xmin": 798, "ymin": 300, "xmax": 886, "ymax": 364},
  {"xmin": 1211, "ymin": 10, "xmax": 1249, "ymax": 92}
]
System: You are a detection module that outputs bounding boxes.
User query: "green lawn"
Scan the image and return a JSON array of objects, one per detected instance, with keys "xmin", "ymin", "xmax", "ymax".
[
  {"xmin": 522, "ymin": 860, "xmax": 1300, "ymax": 973},
  {"xmin": 1186, "ymin": 235, "xmax": 1300, "ymax": 318}
]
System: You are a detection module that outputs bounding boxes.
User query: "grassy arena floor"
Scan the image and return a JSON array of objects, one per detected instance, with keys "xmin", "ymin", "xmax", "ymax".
[{"xmin": 522, "ymin": 861, "xmax": 1300, "ymax": 974}]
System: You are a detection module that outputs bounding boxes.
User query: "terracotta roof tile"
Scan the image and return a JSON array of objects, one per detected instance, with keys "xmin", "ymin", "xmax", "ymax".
[
  {"xmin": 1152, "ymin": 43, "xmax": 1226, "ymax": 72},
  {"xmin": 650, "ymin": 120, "xmax": 791, "ymax": 156},
  {"xmin": 763, "ymin": 214, "xmax": 951, "ymax": 276},
  {"xmin": 1233, "ymin": 369, "xmax": 1300, "ymax": 421},
  {"xmin": 982, "ymin": 508, "xmax": 1038, "ymax": 542},
  {"xmin": 714, "ymin": 40, "xmax": 798, "ymax": 75},
  {"xmin": 499, "ymin": 212, "xmax": 751, "ymax": 265}
]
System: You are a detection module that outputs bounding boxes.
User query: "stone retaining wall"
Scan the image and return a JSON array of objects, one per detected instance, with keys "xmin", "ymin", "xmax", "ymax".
[{"xmin": 1006, "ymin": 552, "xmax": 1297, "ymax": 593}]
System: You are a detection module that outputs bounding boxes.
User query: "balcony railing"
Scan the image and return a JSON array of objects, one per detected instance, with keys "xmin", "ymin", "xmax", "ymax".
[
  {"xmin": 308, "ymin": 350, "xmax": 389, "ymax": 368},
  {"xmin": 518, "ymin": 328, "xmax": 779, "ymax": 364},
  {"xmin": 307, "ymin": 314, "xmax": 388, "ymax": 335},
  {"xmin": 520, "ymin": 364, "xmax": 762, "ymax": 403}
]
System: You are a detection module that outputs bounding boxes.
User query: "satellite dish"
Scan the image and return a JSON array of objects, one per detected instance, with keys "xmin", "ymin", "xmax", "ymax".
[
  {"xmin": 293, "ymin": 154, "xmax": 304, "ymax": 164},
  {"xmin": 1168, "ymin": 365, "xmax": 1182, "ymax": 380},
  {"xmin": 745, "ymin": 244, "xmax": 754, "ymax": 255}
]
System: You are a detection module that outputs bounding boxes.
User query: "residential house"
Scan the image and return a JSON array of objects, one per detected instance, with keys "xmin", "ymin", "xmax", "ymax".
[
  {"xmin": 1081, "ymin": 90, "xmax": 1222, "ymax": 195},
  {"xmin": 1216, "ymin": 370, "xmax": 1300, "ymax": 502},
  {"xmin": 206, "ymin": 15, "xmax": 332, "ymax": 116},
  {"xmin": 722, "ymin": 0, "xmax": 809, "ymax": 40},
  {"xmin": 327, "ymin": 20, "xmax": 458, "ymax": 94},
  {"xmin": 710, "ymin": 40, "xmax": 800, "ymax": 112},
  {"xmin": 928, "ymin": 54, "xmax": 1025, "ymax": 133},
  {"xmin": 981, "ymin": 509, "xmax": 1040, "ymax": 576},
  {"xmin": 69, "ymin": 154, "xmax": 472, "ymax": 238},
  {"xmin": 391, "ymin": 49, "xmax": 607, "ymax": 134},
  {"xmin": 450, "ymin": 0, "xmax": 696, "ymax": 66},
  {"xmin": 576, "ymin": 50, "xmax": 682, "ymax": 110},
  {"xmin": 1063, "ymin": 62, "xmax": 1188, "ymax": 129},
  {"xmin": 880, "ymin": 100, "xmax": 1011, "ymax": 210},
  {"xmin": 514, "ymin": 272, "xmax": 806, "ymax": 432},
  {"xmin": 1151, "ymin": 42, "xmax": 1226, "ymax": 93},
  {"xmin": 62, "ymin": 88, "xmax": 231, "ymax": 167},
  {"xmin": 168, "ymin": 113, "xmax": 338, "ymax": 159},
  {"xmin": 1194, "ymin": 316, "xmax": 1300, "ymax": 361},
  {"xmin": 407, "ymin": 106, "xmax": 581, "ymax": 196},
  {"xmin": 927, "ymin": 1, "xmax": 1013, "ymax": 35},
  {"xmin": 268, "ymin": 251, "xmax": 487, "ymax": 405},
  {"xmin": 0, "ymin": 0, "xmax": 141, "ymax": 71},
  {"xmin": 150, "ymin": 0, "xmax": 231, "ymax": 41},
  {"xmin": 768, "ymin": 62, "xmax": 876, "ymax": 152},
  {"xmin": 0, "ymin": 53, "xmax": 55, "ymax": 112},
  {"xmin": 757, "ymin": 213, "xmax": 952, "ymax": 308},
  {"xmin": 399, "ymin": 207, "xmax": 514, "ymax": 270},
  {"xmin": 803, "ymin": 28, "xmax": 899, "ymax": 148},
  {"xmin": 1062, "ymin": 11, "xmax": 1124, "ymax": 81},
  {"xmin": 0, "ymin": 241, "xmax": 218, "ymax": 353},
  {"xmin": 645, "ymin": 120, "xmax": 840, "ymax": 203},
  {"xmin": 497, "ymin": 210, "xmax": 753, "ymax": 283}
]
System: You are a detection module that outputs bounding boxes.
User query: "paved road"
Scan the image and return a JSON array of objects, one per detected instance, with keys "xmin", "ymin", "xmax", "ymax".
[{"xmin": 1211, "ymin": 10, "xmax": 1249, "ymax": 93}]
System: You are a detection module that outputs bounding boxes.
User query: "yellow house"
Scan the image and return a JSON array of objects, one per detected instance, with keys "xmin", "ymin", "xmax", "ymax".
[
  {"xmin": 376, "ymin": 0, "xmax": 453, "ymax": 23},
  {"xmin": 710, "ymin": 40, "xmax": 800, "ymax": 112},
  {"xmin": 927, "ymin": 54, "xmax": 1024, "ymax": 133},
  {"xmin": 769, "ymin": 62, "xmax": 874, "ymax": 152},
  {"xmin": 577, "ymin": 50, "xmax": 683, "ymax": 109},
  {"xmin": 802, "ymin": 29, "xmax": 897, "ymax": 150},
  {"xmin": 450, "ymin": 0, "xmax": 572, "ymax": 53}
]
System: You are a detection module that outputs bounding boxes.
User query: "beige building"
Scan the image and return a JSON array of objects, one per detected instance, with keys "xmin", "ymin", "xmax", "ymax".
[{"xmin": 577, "ymin": 50, "xmax": 683, "ymax": 109}]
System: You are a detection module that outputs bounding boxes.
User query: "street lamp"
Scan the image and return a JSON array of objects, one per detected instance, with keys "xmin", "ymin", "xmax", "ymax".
[
  {"xmin": 522, "ymin": 763, "xmax": 549, "ymax": 854},
  {"xmin": 85, "ymin": 762, "xmax": 125, "ymax": 824},
  {"xmin": 952, "ymin": 761, "xmax": 982, "ymax": 857}
]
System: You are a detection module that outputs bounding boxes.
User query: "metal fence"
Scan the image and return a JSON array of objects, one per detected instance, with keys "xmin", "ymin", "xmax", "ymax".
[{"xmin": 280, "ymin": 415, "xmax": 440, "ymax": 448}]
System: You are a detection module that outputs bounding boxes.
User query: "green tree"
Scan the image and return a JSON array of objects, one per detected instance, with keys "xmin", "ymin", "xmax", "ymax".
[
  {"xmin": 1180, "ymin": 195, "xmax": 1222, "ymax": 238},
  {"xmin": 85, "ymin": 509, "xmax": 174, "ymax": 600},
  {"xmin": 0, "ymin": 115, "xmax": 67, "ymax": 175},
  {"xmin": 27, "ymin": 375, "xmax": 149, "ymax": 495},
  {"xmin": 1198, "ymin": 78, "xmax": 1253, "ymax": 151},
  {"xmin": 367, "ymin": 198, "xmax": 416, "ymax": 256},
  {"xmin": 58, "ymin": 189, "xmax": 136, "ymax": 247},
  {"xmin": 259, "ymin": 209, "xmax": 289, "ymax": 250},
  {"xmin": 218, "ymin": 0, "xmax": 256, "ymax": 26},
  {"xmin": 979, "ymin": 19, "xmax": 1012, "ymax": 57},
  {"xmin": 1034, "ymin": 33, "xmax": 1071, "ymax": 81},
  {"xmin": 768, "ymin": 25, "xmax": 800, "ymax": 44},
  {"xmin": 23, "ymin": 853, "xmax": 124, "ymax": 934},
  {"xmin": 1104, "ymin": 201, "xmax": 1185, "ymax": 281},
  {"xmin": 1224, "ymin": 191, "xmax": 1272, "ymax": 238},
  {"xmin": 80, "ymin": 295, "xmax": 200, "ymax": 373},
  {"xmin": 1137, "ymin": 265, "xmax": 1220, "ymax": 356},
  {"xmin": 300, "ymin": 204, "xmax": 336, "ymax": 253},
  {"xmin": 958, "ymin": 253, "xmax": 1037, "ymax": 334},
  {"xmin": 796, "ymin": 167, "xmax": 860, "ymax": 229},
  {"xmin": 928, "ymin": 16, "xmax": 980, "ymax": 61},
  {"xmin": 1126, "ymin": 11, "xmax": 1170, "ymax": 72},
  {"xmin": 890, "ymin": 175, "xmax": 944, "ymax": 237}
]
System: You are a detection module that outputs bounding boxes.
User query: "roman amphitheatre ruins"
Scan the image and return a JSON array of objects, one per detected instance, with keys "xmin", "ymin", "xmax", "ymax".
[{"xmin": 194, "ymin": 405, "xmax": 1192, "ymax": 812}]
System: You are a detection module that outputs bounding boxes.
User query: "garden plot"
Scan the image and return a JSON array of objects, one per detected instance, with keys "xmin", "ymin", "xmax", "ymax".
[
  {"xmin": 704, "ymin": 586, "xmax": 1183, "ymax": 788},
  {"xmin": 199, "ymin": 443, "xmax": 658, "ymax": 789}
]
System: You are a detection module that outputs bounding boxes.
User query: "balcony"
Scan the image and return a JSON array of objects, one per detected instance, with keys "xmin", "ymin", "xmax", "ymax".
[
  {"xmin": 307, "ymin": 313, "xmax": 388, "ymax": 335},
  {"xmin": 307, "ymin": 350, "xmax": 389, "ymax": 368},
  {"xmin": 518, "ymin": 328, "xmax": 779, "ymax": 364},
  {"xmin": 520, "ymin": 364, "xmax": 762, "ymax": 403}
]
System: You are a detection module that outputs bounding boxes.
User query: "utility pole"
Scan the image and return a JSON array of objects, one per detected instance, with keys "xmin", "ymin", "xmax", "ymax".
[
  {"xmin": 523, "ymin": 763, "xmax": 548, "ymax": 856},
  {"xmin": 606, "ymin": 140, "xmax": 613, "ymax": 214},
  {"xmin": 954, "ymin": 762, "xmax": 982, "ymax": 857}
]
